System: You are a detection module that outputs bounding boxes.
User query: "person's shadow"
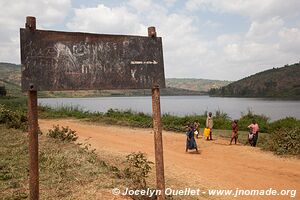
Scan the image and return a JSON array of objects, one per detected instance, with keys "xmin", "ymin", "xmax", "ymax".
[{"xmin": 186, "ymin": 150, "xmax": 201, "ymax": 154}]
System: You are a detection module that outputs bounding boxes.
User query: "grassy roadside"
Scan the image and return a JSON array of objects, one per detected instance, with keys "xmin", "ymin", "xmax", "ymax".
[{"xmin": 0, "ymin": 125, "xmax": 131, "ymax": 199}]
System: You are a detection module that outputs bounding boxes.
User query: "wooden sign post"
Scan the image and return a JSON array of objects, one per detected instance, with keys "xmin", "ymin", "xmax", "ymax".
[
  {"xmin": 21, "ymin": 17, "xmax": 166, "ymax": 200},
  {"xmin": 25, "ymin": 16, "xmax": 39, "ymax": 200},
  {"xmin": 149, "ymin": 27, "xmax": 165, "ymax": 200}
]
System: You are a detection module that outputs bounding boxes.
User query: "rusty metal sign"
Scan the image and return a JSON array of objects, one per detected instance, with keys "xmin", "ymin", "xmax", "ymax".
[{"xmin": 20, "ymin": 29, "xmax": 165, "ymax": 91}]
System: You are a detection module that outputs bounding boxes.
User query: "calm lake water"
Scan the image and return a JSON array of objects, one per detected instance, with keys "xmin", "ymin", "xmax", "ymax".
[{"xmin": 38, "ymin": 96, "xmax": 300, "ymax": 121}]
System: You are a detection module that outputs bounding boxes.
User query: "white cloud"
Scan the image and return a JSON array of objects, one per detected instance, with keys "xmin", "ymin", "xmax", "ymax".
[
  {"xmin": 164, "ymin": 0, "xmax": 177, "ymax": 7},
  {"xmin": 128, "ymin": 0, "xmax": 153, "ymax": 12},
  {"xmin": 67, "ymin": 4, "xmax": 146, "ymax": 35},
  {"xmin": 143, "ymin": 12, "xmax": 211, "ymax": 78},
  {"xmin": 185, "ymin": 0, "xmax": 300, "ymax": 20},
  {"xmin": 278, "ymin": 27, "xmax": 300, "ymax": 54},
  {"xmin": 184, "ymin": 0, "xmax": 300, "ymax": 79},
  {"xmin": 220, "ymin": 36, "xmax": 299, "ymax": 79},
  {"xmin": 223, "ymin": 42, "xmax": 277, "ymax": 62},
  {"xmin": 246, "ymin": 17, "xmax": 284, "ymax": 41},
  {"xmin": 217, "ymin": 34, "xmax": 241, "ymax": 45},
  {"xmin": 203, "ymin": 20, "xmax": 222, "ymax": 29},
  {"xmin": 0, "ymin": 0, "xmax": 71, "ymax": 28},
  {"xmin": 0, "ymin": 0, "xmax": 71, "ymax": 63}
]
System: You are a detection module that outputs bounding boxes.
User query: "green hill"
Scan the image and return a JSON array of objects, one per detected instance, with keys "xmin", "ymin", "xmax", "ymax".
[
  {"xmin": 0, "ymin": 62, "xmax": 22, "ymax": 97},
  {"xmin": 166, "ymin": 78, "xmax": 231, "ymax": 92},
  {"xmin": 209, "ymin": 63, "xmax": 300, "ymax": 98}
]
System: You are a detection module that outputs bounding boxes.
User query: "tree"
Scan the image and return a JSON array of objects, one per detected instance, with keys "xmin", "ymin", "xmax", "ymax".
[{"xmin": 0, "ymin": 86, "xmax": 7, "ymax": 97}]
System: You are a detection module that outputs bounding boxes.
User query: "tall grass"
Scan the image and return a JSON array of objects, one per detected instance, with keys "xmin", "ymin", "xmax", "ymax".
[
  {"xmin": 0, "ymin": 96, "xmax": 27, "ymax": 111},
  {"xmin": 268, "ymin": 117, "xmax": 300, "ymax": 132},
  {"xmin": 0, "ymin": 124, "xmax": 138, "ymax": 199},
  {"xmin": 39, "ymin": 105, "xmax": 102, "ymax": 119}
]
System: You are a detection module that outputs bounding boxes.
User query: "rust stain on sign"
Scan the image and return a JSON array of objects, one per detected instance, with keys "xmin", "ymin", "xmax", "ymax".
[{"xmin": 20, "ymin": 29, "xmax": 165, "ymax": 91}]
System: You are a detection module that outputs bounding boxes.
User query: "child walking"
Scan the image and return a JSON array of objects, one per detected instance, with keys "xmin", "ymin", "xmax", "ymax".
[
  {"xmin": 230, "ymin": 120, "xmax": 238, "ymax": 145},
  {"xmin": 186, "ymin": 123, "xmax": 199, "ymax": 153}
]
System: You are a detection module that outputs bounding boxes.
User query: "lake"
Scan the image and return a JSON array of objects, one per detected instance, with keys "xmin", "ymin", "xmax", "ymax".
[{"xmin": 38, "ymin": 96, "xmax": 300, "ymax": 121}]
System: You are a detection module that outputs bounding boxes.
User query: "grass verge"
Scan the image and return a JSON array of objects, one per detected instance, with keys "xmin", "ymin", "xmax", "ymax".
[{"xmin": 0, "ymin": 125, "xmax": 129, "ymax": 199}]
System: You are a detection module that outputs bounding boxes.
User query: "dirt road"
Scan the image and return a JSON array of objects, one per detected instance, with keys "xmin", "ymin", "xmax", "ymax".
[{"xmin": 39, "ymin": 119, "xmax": 300, "ymax": 199}]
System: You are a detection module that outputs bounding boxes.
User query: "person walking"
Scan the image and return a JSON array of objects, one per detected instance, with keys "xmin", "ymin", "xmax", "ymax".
[
  {"xmin": 248, "ymin": 120, "xmax": 259, "ymax": 147},
  {"xmin": 230, "ymin": 120, "xmax": 238, "ymax": 145},
  {"xmin": 186, "ymin": 123, "xmax": 199, "ymax": 153},
  {"xmin": 206, "ymin": 112, "xmax": 214, "ymax": 140}
]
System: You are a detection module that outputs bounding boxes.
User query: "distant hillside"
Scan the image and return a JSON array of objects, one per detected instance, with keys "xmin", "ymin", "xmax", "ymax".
[
  {"xmin": 0, "ymin": 62, "xmax": 213, "ymax": 97},
  {"xmin": 0, "ymin": 62, "xmax": 21, "ymax": 83},
  {"xmin": 209, "ymin": 63, "xmax": 300, "ymax": 98},
  {"xmin": 0, "ymin": 62, "xmax": 21, "ymax": 96},
  {"xmin": 166, "ymin": 78, "xmax": 231, "ymax": 92}
]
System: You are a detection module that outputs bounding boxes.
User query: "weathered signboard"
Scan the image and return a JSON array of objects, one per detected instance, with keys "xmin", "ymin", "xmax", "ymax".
[
  {"xmin": 22, "ymin": 17, "xmax": 166, "ymax": 200},
  {"xmin": 20, "ymin": 29, "xmax": 165, "ymax": 91}
]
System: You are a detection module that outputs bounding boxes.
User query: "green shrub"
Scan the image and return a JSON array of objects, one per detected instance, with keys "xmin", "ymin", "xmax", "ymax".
[
  {"xmin": 268, "ymin": 117, "xmax": 300, "ymax": 133},
  {"xmin": 214, "ymin": 110, "xmax": 232, "ymax": 130},
  {"xmin": 39, "ymin": 105, "xmax": 100, "ymax": 119},
  {"xmin": 128, "ymin": 112, "xmax": 152, "ymax": 128},
  {"xmin": 104, "ymin": 109, "xmax": 152, "ymax": 128},
  {"xmin": 162, "ymin": 114, "xmax": 188, "ymax": 132},
  {"xmin": 0, "ymin": 86, "xmax": 7, "ymax": 97},
  {"xmin": 0, "ymin": 165, "xmax": 13, "ymax": 180},
  {"xmin": 0, "ymin": 97, "xmax": 27, "ymax": 111},
  {"xmin": 123, "ymin": 152, "xmax": 153, "ymax": 195},
  {"xmin": 162, "ymin": 110, "xmax": 232, "ymax": 132},
  {"xmin": 262, "ymin": 127, "xmax": 300, "ymax": 155},
  {"xmin": 238, "ymin": 109, "xmax": 269, "ymax": 132},
  {"xmin": 162, "ymin": 114, "xmax": 208, "ymax": 132},
  {"xmin": 47, "ymin": 125, "xmax": 78, "ymax": 142},
  {"xmin": 0, "ymin": 104, "xmax": 28, "ymax": 130}
]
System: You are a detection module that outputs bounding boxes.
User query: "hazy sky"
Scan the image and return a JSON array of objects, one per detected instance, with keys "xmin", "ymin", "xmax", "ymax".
[{"xmin": 0, "ymin": 0, "xmax": 299, "ymax": 80}]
